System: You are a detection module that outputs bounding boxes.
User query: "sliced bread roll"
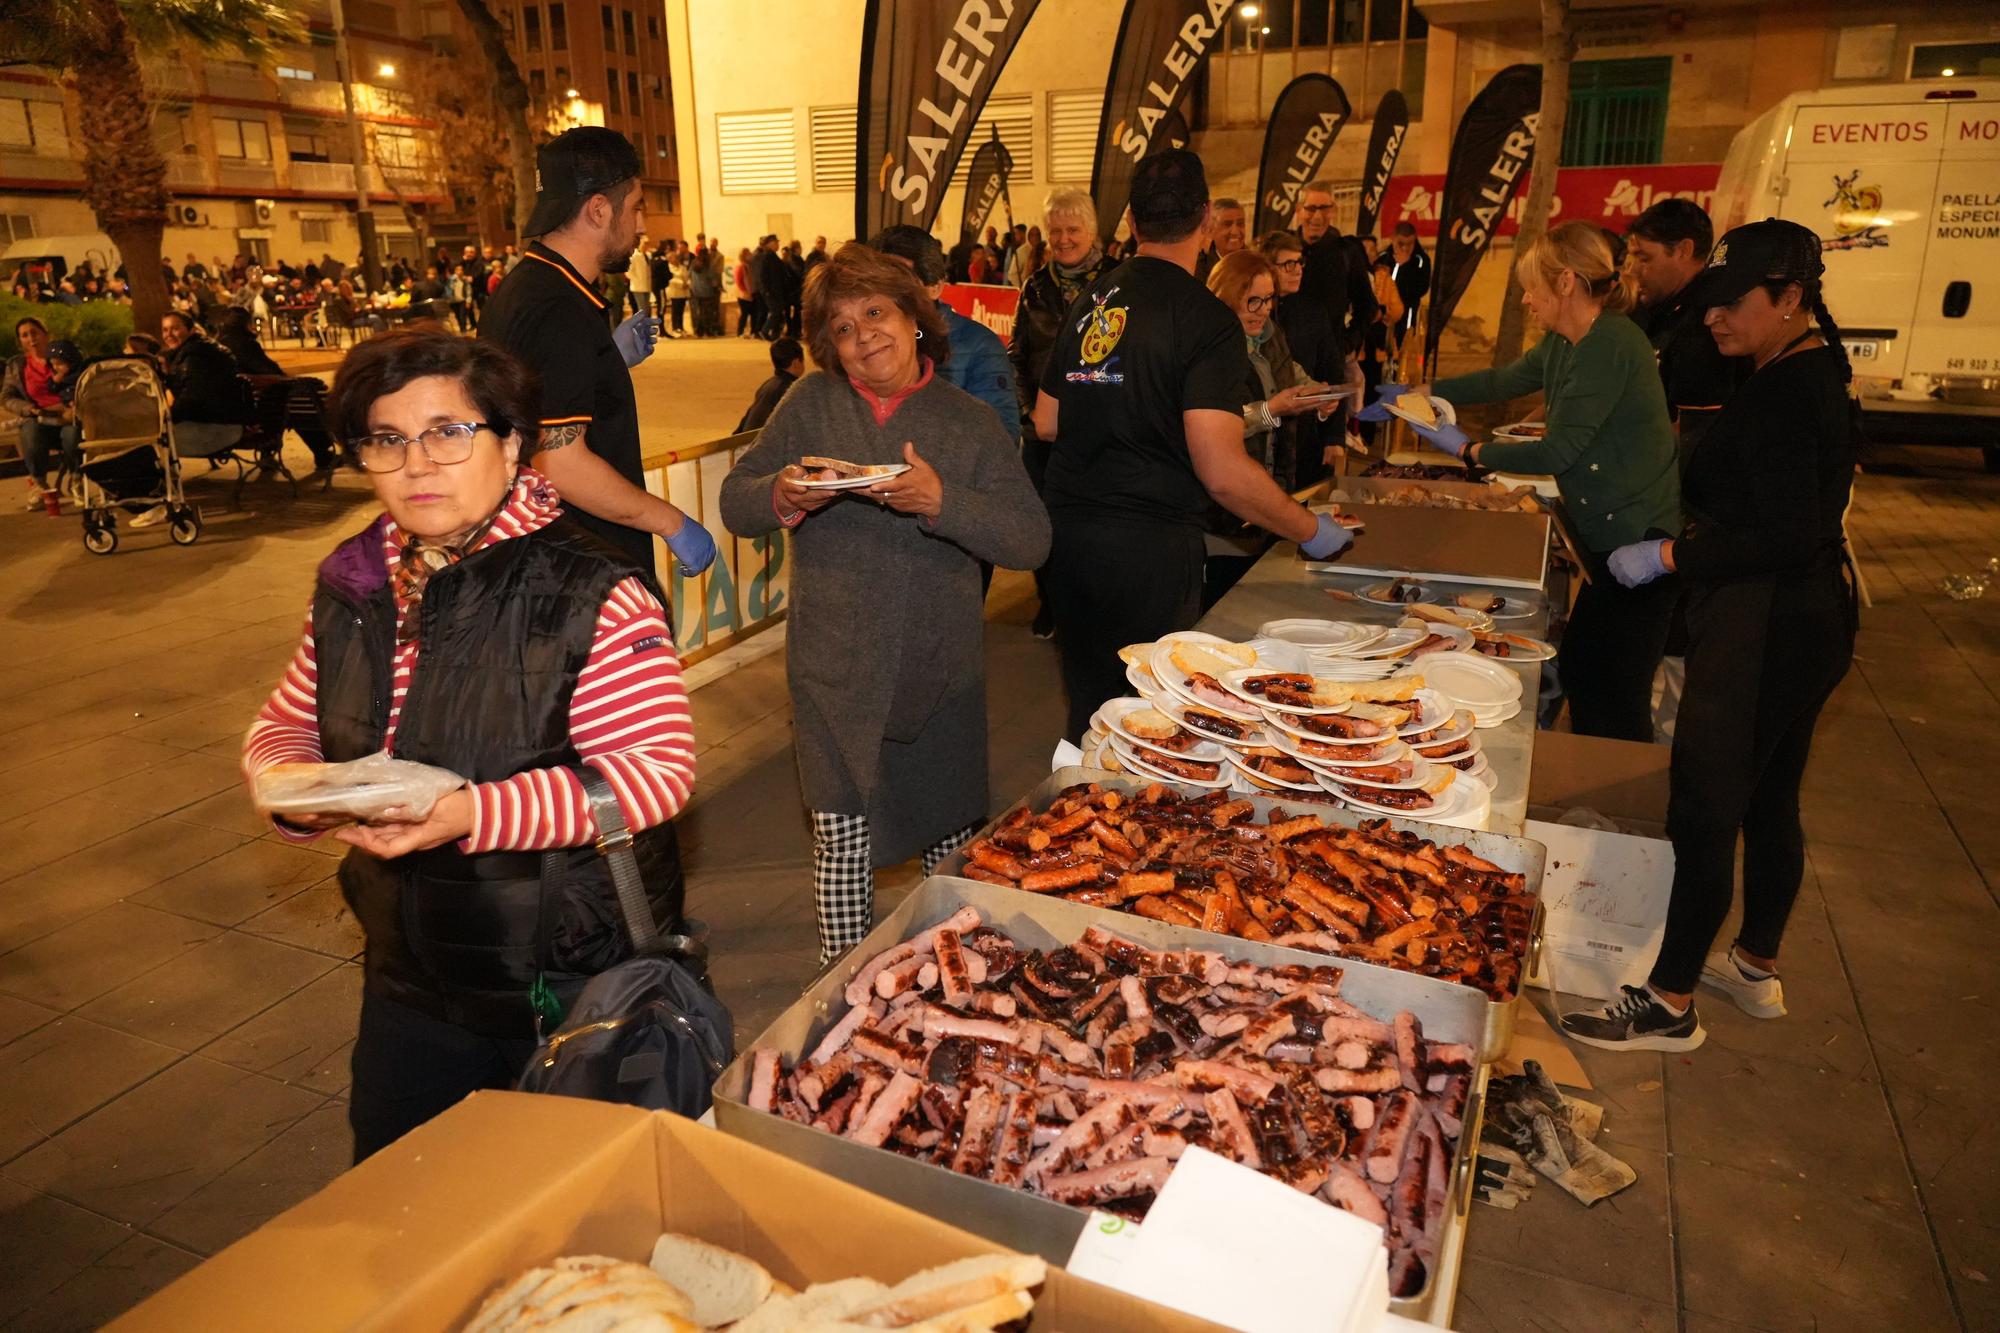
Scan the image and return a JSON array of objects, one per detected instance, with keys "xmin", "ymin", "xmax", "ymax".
[
  {"xmin": 648, "ymin": 1233, "xmax": 772, "ymax": 1327},
  {"xmin": 903, "ymin": 1289, "xmax": 1035, "ymax": 1333},
  {"xmin": 465, "ymin": 1257, "xmax": 694, "ymax": 1332},
  {"xmin": 848, "ymin": 1254, "xmax": 1047, "ymax": 1328},
  {"xmin": 1169, "ymin": 641, "xmax": 1257, "ymax": 680}
]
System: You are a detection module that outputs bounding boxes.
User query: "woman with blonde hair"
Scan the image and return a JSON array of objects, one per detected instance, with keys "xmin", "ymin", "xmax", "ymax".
[{"xmin": 1379, "ymin": 219, "xmax": 1680, "ymax": 740}]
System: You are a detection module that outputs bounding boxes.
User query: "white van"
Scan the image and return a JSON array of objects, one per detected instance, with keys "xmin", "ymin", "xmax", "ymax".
[{"xmin": 1713, "ymin": 80, "xmax": 2000, "ymax": 432}]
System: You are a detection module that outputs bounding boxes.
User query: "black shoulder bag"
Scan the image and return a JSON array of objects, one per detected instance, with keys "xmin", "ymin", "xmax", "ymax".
[{"xmin": 515, "ymin": 769, "xmax": 734, "ymax": 1115}]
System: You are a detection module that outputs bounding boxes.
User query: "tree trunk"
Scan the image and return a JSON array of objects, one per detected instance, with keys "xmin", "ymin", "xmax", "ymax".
[
  {"xmin": 1491, "ymin": 0, "xmax": 1574, "ymax": 368},
  {"xmin": 70, "ymin": 0, "xmax": 170, "ymax": 334},
  {"xmin": 451, "ymin": 0, "xmax": 538, "ymax": 241}
]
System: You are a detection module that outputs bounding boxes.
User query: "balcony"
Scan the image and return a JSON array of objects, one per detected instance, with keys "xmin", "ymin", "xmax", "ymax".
[
  {"xmin": 143, "ymin": 62, "xmax": 198, "ymax": 99},
  {"xmin": 289, "ymin": 160, "xmax": 358, "ymax": 193},
  {"xmin": 281, "ymin": 80, "xmax": 350, "ymax": 113},
  {"xmin": 164, "ymin": 155, "xmax": 209, "ymax": 189},
  {"xmin": 216, "ymin": 158, "xmax": 279, "ymax": 190},
  {"xmin": 204, "ymin": 66, "xmax": 272, "ymax": 101},
  {"xmin": 0, "ymin": 149, "xmax": 81, "ymax": 183}
]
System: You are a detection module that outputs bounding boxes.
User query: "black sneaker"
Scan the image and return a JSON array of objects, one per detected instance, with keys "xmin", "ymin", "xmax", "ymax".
[
  {"xmin": 1031, "ymin": 607, "xmax": 1056, "ymax": 640},
  {"xmin": 1559, "ymin": 985, "xmax": 1706, "ymax": 1053}
]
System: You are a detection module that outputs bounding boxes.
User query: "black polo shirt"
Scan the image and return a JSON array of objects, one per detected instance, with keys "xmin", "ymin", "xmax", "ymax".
[
  {"xmin": 478, "ymin": 241, "xmax": 650, "ymax": 566},
  {"xmin": 1635, "ymin": 291, "xmax": 1747, "ymax": 465}
]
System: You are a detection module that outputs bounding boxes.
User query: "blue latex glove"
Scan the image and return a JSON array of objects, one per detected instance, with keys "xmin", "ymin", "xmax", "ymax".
[
  {"xmin": 665, "ymin": 514, "xmax": 718, "ymax": 573},
  {"xmin": 1299, "ymin": 511, "xmax": 1355, "ymax": 561},
  {"xmin": 1607, "ymin": 539, "xmax": 1671, "ymax": 588},
  {"xmin": 1412, "ymin": 419, "xmax": 1471, "ymax": 458},
  {"xmin": 1355, "ymin": 382, "xmax": 1411, "ymax": 423},
  {"xmin": 613, "ymin": 312, "xmax": 660, "ymax": 367}
]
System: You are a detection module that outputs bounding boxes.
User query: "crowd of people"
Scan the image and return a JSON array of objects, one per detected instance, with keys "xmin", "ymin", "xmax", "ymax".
[{"xmin": 199, "ymin": 118, "xmax": 1866, "ymax": 1168}]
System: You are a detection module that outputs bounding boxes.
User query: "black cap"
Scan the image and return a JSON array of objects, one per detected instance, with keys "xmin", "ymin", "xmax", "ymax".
[
  {"xmin": 1681, "ymin": 217, "xmax": 1824, "ymax": 309},
  {"xmin": 524, "ymin": 127, "xmax": 643, "ymax": 238},
  {"xmin": 1128, "ymin": 148, "xmax": 1209, "ymax": 233}
]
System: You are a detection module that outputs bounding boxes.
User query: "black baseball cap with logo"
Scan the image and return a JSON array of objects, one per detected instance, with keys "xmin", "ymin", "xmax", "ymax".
[
  {"xmin": 1681, "ymin": 217, "xmax": 1825, "ymax": 309},
  {"xmin": 524, "ymin": 127, "xmax": 643, "ymax": 238}
]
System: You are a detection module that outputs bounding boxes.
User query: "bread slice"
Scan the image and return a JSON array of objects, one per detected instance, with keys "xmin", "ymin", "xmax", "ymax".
[
  {"xmin": 1169, "ymin": 641, "xmax": 1256, "ymax": 681},
  {"xmin": 1121, "ymin": 707, "xmax": 1181, "ymax": 742},
  {"xmin": 848, "ymin": 1254, "xmax": 1047, "ymax": 1328},
  {"xmin": 1397, "ymin": 393, "xmax": 1439, "ymax": 428},
  {"xmin": 648, "ymin": 1233, "xmax": 773, "ymax": 1327},
  {"xmin": 466, "ymin": 1257, "xmax": 694, "ymax": 1332},
  {"xmin": 903, "ymin": 1289, "xmax": 1035, "ymax": 1333}
]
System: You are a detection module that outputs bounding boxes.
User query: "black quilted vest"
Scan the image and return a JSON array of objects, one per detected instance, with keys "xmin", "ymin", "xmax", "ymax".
[{"xmin": 311, "ymin": 514, "xmax": 684, "ymax": 1038}]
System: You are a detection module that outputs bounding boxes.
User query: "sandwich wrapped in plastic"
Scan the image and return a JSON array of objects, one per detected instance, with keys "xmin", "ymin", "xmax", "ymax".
[{"xmin": 253, "ymin": 751, "xmax": 467, "ymax": 822}]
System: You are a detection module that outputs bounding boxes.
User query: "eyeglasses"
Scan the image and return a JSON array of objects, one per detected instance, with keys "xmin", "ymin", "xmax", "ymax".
[
  {"xmin": 349, "ymin": 421, "xmax": 492, "ymax": 473},
  {"xmin": 1274, "ymin": 258, "xmax": 1303, "ymax": 272},
  {"xmin": 1244, "ymin": 294, "xmax": 1275, "ymax": 313},
  {"xmin": 1298, "ymin": 203, "xmax": 1333, "ymax": 216}
]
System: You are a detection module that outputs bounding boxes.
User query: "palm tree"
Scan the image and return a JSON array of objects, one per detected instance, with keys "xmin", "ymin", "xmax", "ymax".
[{"xmin": 0, "ymin": 0, "xmax": 302, "ymax": 335}]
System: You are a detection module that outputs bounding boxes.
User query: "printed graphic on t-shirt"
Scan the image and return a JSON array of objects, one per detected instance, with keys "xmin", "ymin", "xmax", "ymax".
[{"xmin": 1067, "ymin": 287, "xmax": 1128, "ymax": 385}]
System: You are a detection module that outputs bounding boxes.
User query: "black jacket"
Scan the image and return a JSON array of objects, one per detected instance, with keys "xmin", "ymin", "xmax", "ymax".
[
  {"xmin": 161, "ymin": 333, "xmax": 253, "ymax": 424},
  {"xmin": 736, "ymin": 369, "xmax": 797, "ymax": 433},
  {"xmin": 313, "ymin": 515, "xmax": 684, "ymax": 1037},
  {"xmin": 1008, "ymin": 254, "xmax": 1110, "ymax": 436}
]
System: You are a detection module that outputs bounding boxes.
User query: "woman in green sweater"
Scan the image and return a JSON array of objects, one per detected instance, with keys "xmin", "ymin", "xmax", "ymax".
[{"xmin": 1385, "ymin": 221, "xmax": 1681, "ymax": 741}]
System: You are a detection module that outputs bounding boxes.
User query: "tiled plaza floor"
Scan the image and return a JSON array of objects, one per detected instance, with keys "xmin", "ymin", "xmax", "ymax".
[{"xmin": 0, "ymin": 334, "xmax": 1992, "ymax": 1330}]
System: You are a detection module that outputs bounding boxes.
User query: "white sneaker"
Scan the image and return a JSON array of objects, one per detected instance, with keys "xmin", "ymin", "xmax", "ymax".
[
  {"xmin": 129, "ymin": 504, "xmax": 168, "ymax": 529},
  {"xmin": 1699, "ymin": 949, "xmax": 1787, "ymax": 1019}
]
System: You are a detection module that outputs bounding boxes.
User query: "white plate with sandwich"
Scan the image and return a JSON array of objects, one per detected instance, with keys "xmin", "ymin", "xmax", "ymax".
[
  {"xmin": 1099, "ymin": 698, "xmax": 1229, "ymax": 763},
  {"xmin": 794, "ymin": 457, "xmax": 913, "ymax": 490}
]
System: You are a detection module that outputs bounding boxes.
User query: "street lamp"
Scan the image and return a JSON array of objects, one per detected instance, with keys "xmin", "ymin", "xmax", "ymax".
[
  {"xmin": 377, "ymin": 62, "xmax": 396, "ymax": 78},
  {"xmin": 1941, "ymin": 67, "xmax": 1956, "ymax": 77},
  {"xmin": 1240, "ymin": 3, "xmax": 1259, "ymax": 15},
  {"xmin": 565, "ymin": 87, "xmax": 580, "ymax": 98}
]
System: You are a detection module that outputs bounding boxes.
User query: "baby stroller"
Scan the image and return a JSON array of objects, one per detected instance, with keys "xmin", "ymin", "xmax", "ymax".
[{"xmin": 72, "ymin": 357, "xmax": 201, "ymax": 554}]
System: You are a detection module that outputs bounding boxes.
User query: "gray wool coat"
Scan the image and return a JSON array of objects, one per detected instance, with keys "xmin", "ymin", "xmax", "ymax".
[{"xmin": 719, "ymin": 368, "xmax": 1051, "ymax": 865}]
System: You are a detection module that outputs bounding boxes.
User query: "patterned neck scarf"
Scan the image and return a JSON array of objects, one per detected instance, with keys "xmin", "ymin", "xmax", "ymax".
[
  {"xmin": 392, "ymin": 511, "xmax": 501, "ymax": 644},
  {"xmin": 1051, "ymin": 246, "xmax": 1104, "ymax": 306}
]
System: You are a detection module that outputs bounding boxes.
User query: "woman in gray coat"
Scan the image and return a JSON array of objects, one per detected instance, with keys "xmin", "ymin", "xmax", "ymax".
[{"xmin": 720, "ymin": 243, "xmax": 1051, "ymax": 961}]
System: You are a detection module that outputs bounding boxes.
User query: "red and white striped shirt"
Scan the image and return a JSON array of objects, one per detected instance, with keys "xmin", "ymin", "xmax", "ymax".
[{"xmin": 243, "ymin": 468, "xmax": 695, "ymax": 853}]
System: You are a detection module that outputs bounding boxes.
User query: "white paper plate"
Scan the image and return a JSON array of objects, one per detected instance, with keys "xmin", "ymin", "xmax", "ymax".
[
  {"xmin": 1344, "ymin": 626, "xmax": 1430, "ymax": 660},
  {"xmin": 1404, "ymin": 707, "xmax": 1477, "ymax": 749},
  {"xmin": 1150, "ymin": 639, "xmax": 1265, "ymax": 721},
  {"xmin": 1260, "ymin": 706, "xmax": 1405, "ymax": 746},
  {"xmin": 1325, "ymin": 768, "xmax": 1458, "ymax": 817},
  {"xmin": 1357, "ymin": 581, "xmax": 1435, "ymax": 608},
  {"xmin": 1412, "ymin": 652, "xmax": 1526, "ymax": 708},
  {"xmin": 1099, "ymin": 697, "xmax": 1229, "ymax": 763},
  {"xmin": 1126, "ymin": 660, "xmax": 1164, "ymax": 700},
  {"xmin": 796, "ymin": 463, "xmax": 912, "ymax": 490},
  {"xmin": 1257, "ymin": 618, "xmax": 1384, "ymax": 653},
  {"xmin": 1218, "ymin": 668, "xmax": 1362, "ymax": 717},
  {"xmin": 1491, "ymin": 420, "xmax": 1546, "ymax": 443},
  {"xmin": 1264, "ymin": 729, "xmax": 1412, "ymax": 768},
  {"xmin": 1401, "ymin": 604, "xmax": 1496, "ymax": 633},
  {"xmin": 1312, "ymin": 756, "xmax": 1438, "ymax": 790},
  {"xmin": 1223, "ymin": 748, "xmax": 1327, "ymax": 792},
  {"xmin": 1107, "ymin": 733, "xmax": 1234, "ymax": 789},
  {"xmin": 1382, "ymin": 393, "xmax": 1457, "ymax": 432},
  {"xmin": 1471, "ymin": 698, "xmax": 1524, "ymax": 729},
  {"xmin": 1156, "ymin": 698, "xmax": 1269, "ymax": 748},
  {"xmin": 1241, "ymin": 637, "xmax": 1314, "ymax": 673},
  {"xmin": 1472, "ymin": 632, "xmax": 1556, "ymax": 661},
  {"xmin": 1395, "ymin": 689, "xmax": 1460, "ymax": 737}
]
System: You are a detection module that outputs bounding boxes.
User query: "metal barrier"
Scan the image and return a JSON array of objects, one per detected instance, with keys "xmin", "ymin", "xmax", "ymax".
[{"xmin": 640, "ymin": 429, "xmax": 788, "ymax": 665}]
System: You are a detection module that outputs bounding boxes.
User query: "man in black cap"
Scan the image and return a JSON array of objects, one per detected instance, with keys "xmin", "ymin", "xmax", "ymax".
[
  {"xmin": 1626, "ymin": 198, "xmax": 1747, "ymax": 463},
  {"xmin": 1032, "ymin": 148, "xmax": 1355, "ymax": 740},
  {"xmin": 479, "ymin": 126, "xmax": 715, "ymax": 574}
]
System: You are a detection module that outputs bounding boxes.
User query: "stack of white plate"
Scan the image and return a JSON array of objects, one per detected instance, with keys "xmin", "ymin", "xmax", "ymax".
[{"xmin": 1404, "ymin": 650, "xmax": 1526, "ymax": 729}]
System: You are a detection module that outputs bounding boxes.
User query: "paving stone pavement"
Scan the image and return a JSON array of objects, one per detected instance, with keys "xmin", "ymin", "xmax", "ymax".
[{"xmin": 0, "ymin": 331, "xmax": 1992, "ymax": 1332}]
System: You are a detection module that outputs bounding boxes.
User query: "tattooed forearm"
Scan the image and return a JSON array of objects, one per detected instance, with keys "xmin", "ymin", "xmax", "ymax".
[{"xmin": 536, "ymin": 422, "xmax": 587, "ymax": 453}]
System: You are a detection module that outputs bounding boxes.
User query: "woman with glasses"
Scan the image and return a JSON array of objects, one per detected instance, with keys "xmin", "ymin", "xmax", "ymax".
[
  {"xmin": 1202, "ymin": 249, "xmax": 1337, "ymax": 608},
  {"xmin": 242, "ymin": 327, "xmax": 697, "ymax": 1162}
]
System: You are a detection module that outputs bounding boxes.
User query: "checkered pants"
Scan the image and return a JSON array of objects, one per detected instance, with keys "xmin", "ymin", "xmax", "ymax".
[{"xmin": 811, "ymin": 811, "xmax": 978, "ymax": 963}]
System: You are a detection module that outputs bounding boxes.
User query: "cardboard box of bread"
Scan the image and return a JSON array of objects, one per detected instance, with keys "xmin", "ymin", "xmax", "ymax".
[{"xmin": 108, "ymin": 1091, "xmax": 1227, "ymax": 1333}]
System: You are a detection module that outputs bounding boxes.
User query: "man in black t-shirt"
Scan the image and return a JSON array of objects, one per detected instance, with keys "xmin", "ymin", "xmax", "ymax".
[
  {"xmin": 1627, "ymin": 198, "xmax": 1747, "ymax": 465},
  {"xmin": 479, "ymin": 128, "xmax": 715, "ymax": 575},
  {"xmin": 1033, "ymin": 149, "xmax": 1354, "ymax": 739}
]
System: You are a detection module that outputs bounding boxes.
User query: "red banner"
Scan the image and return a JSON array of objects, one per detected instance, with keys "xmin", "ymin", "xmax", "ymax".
[
  {"xmin": 939, "ymin": 282, "xmax": 1021, "ymax": 347},
  {"xmin": 1374, "ymin": 163, "xmax": 1722, "ymax": 240}
]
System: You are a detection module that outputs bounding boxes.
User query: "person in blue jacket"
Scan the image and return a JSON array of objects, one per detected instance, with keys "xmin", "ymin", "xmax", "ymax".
[{"xmin": 868, "ymin": 225, "xmax": 1018, "ymax": 435}]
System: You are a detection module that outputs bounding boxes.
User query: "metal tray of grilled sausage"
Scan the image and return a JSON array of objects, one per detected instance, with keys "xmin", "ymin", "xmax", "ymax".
[
  {"xmin": 933, "ymin": 767, "xmax": 1547, "ymax": 1062},
  {"xmin": 713, "ymin": 874, "xmax": 1490, "ymax": 1324}
]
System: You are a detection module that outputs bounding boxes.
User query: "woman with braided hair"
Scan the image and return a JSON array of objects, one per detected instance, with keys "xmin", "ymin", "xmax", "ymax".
[{"xmin": 1563, "ymin": 219, "xmax": 1858, "ymax": 1052}]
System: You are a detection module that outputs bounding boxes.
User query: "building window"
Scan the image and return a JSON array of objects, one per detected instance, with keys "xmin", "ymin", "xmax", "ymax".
[
  {"xmin": 500, "ymin": 9, "xmax": 514, "ymax": 39},
  {"xmin": 1565, "ymin": 57, "xmax": 1671, "ymax": 167},
  {"xmin": 650, "ymin": 75, "xmax": 664, "ymax": 101},
  {"xmin": 717, "ymin": 109, "xmax": 798, "ymax": 194},
  {"xmin": 1910, "ymin": 41, "xmax": 2000, "ymax": 80},
  {"xmin": 524, "ymin": 6, "xmax": 542, "ymax": 52},
  {"xmin": 275, "ymin": 65, "xmax": 315, "ymax": 80},
  {"xmin": 1047, "ymin": 90, "xmax": 1099, "ymax": 182},
  {"xmin": 601, "ymin": 4, "xmax": 615, "ymax": 51},
  {"xmin": 529, "ymin": 69, "xmax": 546, "ymax": 97},
  {"xmin": 646, "ymin": 13, "xmax": 659, "ymax": 39},
  {"xmin": 607, "ymin": 67, "xmax": 622, "ymax": 114},
  {"xmin": 214, "ymin": 115, "xmax": 272, "ymax": 162},
  {"xmin": 0, "ymin": 98, "xmax": 68, "ymax": 155},
  {"xmin": 808, "ymin": 104, "xmax": 856, "ymax": 193},
  {"xmin": 655, "ymin": 133, "xmax": 670, "ymax": 160},
  {"xmin": 626, "ymin": 69, "xmax": 639, "ymax": 111},
  {"xmin": 301, "ymin": 217, "xmax": 334, "ymax": 244},
  {"xmin": 286, "ymin": 119, "xmax": 331, "ymax": 161},
  {"xmin": 1, "ymin": 214, "xmax": 35, "ymax": 245},
  {"xmin": 375, "ymin": 127, "xmax": 421, "ymax": 167},
  {"xmin": 548, "ymin": 3, "xmax": 567, "ymax": 52},
  {"xmin": 621, "ymin": 9, "xmax": 636, "ymax": 55}
]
